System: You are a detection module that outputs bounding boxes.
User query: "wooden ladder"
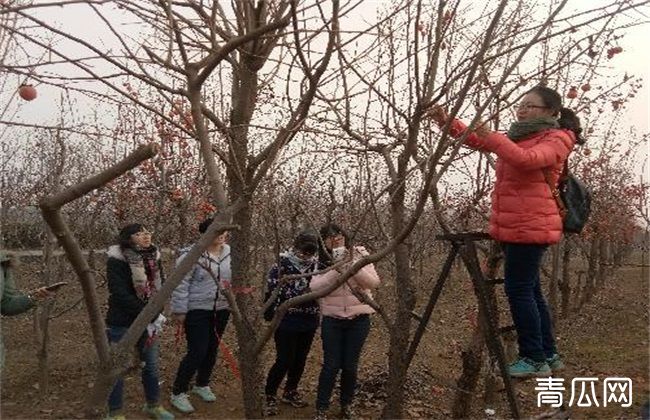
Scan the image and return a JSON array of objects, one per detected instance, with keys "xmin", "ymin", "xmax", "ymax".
[{"xmin": 405, "ymin": 231, "xmax": 521, "ymax": 418}]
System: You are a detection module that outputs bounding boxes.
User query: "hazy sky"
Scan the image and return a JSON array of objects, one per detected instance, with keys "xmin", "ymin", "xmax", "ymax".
[{"xmin": 3, "ymin": 1, "xmax": 649, "ymax": 176}]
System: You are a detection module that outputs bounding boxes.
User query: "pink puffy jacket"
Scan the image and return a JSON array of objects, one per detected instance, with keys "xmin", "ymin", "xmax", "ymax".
[
  {"xmin": 310, "ymin": 246, "xmax": 381, "ymax": 319},
  {"xmin": 449, "ymin": 119, "xmax": 575, "ymax": 244}
]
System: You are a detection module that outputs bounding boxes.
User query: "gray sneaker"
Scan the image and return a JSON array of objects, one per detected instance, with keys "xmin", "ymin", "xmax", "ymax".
[
  {"xmin": 192, "ymin": 385, "xmax": 217, "ymax": 402},
  {"xmin": 170, "ymin": 393, "xmax": 195, "ymax": 414},
  {"xmin": 547, "ymin": 353, "xmax": 565, "ymax": 371}
]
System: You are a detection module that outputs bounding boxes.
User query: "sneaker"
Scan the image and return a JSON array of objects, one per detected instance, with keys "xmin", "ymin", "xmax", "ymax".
[
  {"xmin": 508, "ymin": 357, "xmax": 552, "ymax": 378},
  {"xmin": 192, "ymin": 385, "xmax": 217, "ymax": 402},
  {"xmin": 281, "ymin": 390, "xmax": 309, "ymax": 408},
  {"xmin": 170, "ymin": 392, "xmax": 195, "ymax": 414},
  {"xmin": 106, "ymin": 413, "xmax": 126, "ymax": 420},
  {"xmin": 265, "ymin": 395, "xmax": 279, "ymax": 416},
  {"xmin": 142, "ymin": 404, "xmax": 175, "ymax": 420},
  {"xmin": 314, "ymin": 409, "xmax": 328, "ymax": 420},
  {"xmin": 341, "ymin": 405, "xmax": 355, "ymax": 419},
  {"xmin": 547, "ymin": 353, "xmax": 565, "ymax": 371}
]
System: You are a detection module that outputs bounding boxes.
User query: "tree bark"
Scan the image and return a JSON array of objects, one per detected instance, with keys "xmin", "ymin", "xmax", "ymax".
[
  {"xmin": 229, "ymin": 202, "xmax": 266, "ymax": 418},
  {"xmin": 452, "ymin": 242, "xmax": 502, "ymax": 418},
  {"xmin": 581, "ymin": 238, "xmax": 599, "ymax": 306},
  {"xmin": 35, "ymin": 223, "xmax": 56, "ymax": 394},
  {"xmin": 382, "ymin": 243, "xmax": 415, "ymax": 419},
  {"xmin": 642, "ymin": 230, "xmax": 650, "ymax": 284},
  {"xmin": 596, "ymin": 238, "xmax": 608, "ymax": 288}
]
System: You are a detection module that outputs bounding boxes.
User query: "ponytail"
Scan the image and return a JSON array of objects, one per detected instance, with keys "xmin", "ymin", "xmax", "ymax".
[{"xmin": 558, "ymin": 107, "xmax": 585, "ymax": 145}]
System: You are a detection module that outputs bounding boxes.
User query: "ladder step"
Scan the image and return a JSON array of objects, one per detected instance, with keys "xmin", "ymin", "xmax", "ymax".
[
  {"xmin": 485, "ymin": 277, "xmax": 504, "ymax": 285},
  {"xmin": 410, "ymin": 311, "xmax": 423, "ymax": 321},
  {"xmin": 499, "ymin": 325, "xmax": 516, "ymax": 334},
  {"xmin": 435, "ymin": 231, "xmax": 491, "ymax": 242}
]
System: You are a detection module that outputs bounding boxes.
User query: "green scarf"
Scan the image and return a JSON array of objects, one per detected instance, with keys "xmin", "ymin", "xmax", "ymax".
[{"xmin": 507, "ymin": 117, "xmax": 559, "ymax": 142}]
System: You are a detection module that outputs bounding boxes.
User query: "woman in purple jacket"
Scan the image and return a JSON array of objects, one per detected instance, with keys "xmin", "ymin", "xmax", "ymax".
[{"xmin": 263, "ymin": 230, "xmax": 321, "ymax": 416}]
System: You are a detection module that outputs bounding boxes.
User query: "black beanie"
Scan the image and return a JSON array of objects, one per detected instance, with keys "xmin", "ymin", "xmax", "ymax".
[{"xmin": 294, "ymin": 231, "xmax": 319, "ymax": 255}]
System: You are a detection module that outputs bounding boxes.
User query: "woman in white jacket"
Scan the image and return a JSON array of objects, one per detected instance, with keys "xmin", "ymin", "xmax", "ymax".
[
  {"xmin": 169, "ymin": 218, "xmax": 231, "ymax": 414},
  {"xmin": 310, "ymin": 223, "xmax": 380, "ymax": 420}
]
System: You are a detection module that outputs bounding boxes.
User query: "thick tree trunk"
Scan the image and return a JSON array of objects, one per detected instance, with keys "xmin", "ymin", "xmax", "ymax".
[
  {"xmin": 382, "ymin": 175, "xmax": 415, "ymax": 418},
  {"xmin": 85, "ymin": 364, "xmax": 121, "ymax": 418},
  {"xmin": 452, "ymin": 242, "xmax": 502, "ymax": 418},
  {"xmin": 382, "ymin": 242, "xmax": 415, "ymax": 419},
  {"xmin": 596, "ymin": 239, "xmax": 608, "ymax": 288},
  {"xmin": 453, "ymin": 326, "xmax": 484, "ymax": 418},
  {"xmin": 229, "ymin": 202, "xmax": 266, "ymax": 418},
  {"xmin": 238, "ymin": 330, "xmax": 265, "ymax": 418},
  {"xmin": 35, "ymin": 222, "xmax": 56, "ymax": 394},
  {"xmin": 581, "ymin": 238, "xmax": 599, "ymax": 306},
  {"xmin": 642, "ymin": 230, "xmax": 650, "ymax": 283},
  {"xmin": 612, "ymin": 241, "xmax": 624, "ymax": 267},
  {"xmin": 383, "ymin": 323, "xmax": 411, "ymax": 418}
]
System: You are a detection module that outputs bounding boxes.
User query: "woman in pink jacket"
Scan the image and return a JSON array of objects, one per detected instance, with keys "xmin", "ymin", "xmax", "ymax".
[
  {"xmin": 310, "ymin": 223, "xmax": 380, "ymax": 419},
  {"xmin": 428, "ymin": 85, "xmax": 584, "ymax": 378}
]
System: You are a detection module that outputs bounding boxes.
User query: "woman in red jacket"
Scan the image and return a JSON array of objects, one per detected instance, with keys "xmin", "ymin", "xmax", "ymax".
[{"xmin": 427, "ymin": 86, "xmax": 584, "ymax": 378}]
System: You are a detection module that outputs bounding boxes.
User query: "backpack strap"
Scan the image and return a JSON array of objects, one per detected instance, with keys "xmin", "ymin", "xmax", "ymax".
[
  {"xmin": 200, "ymin": 251, "xmax": 230, "ymax": 310},
  {"xmin": 543, "ymin": 160, "xmax": 569, "ymax": 220}
]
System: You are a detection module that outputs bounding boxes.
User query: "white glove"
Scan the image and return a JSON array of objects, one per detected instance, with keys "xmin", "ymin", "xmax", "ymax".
[{"xmin": 146, "ymin": 313, "xmax": 167, "ymax": 337}]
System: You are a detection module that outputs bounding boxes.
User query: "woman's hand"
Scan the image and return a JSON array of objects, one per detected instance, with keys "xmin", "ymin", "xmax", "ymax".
[
  {"xmin": 334, "ymin": 250, "xmax": 355, "ymax": 274},
  {"xmin": 424, "ymin": 105, "xmax": 448, "ymax": 126}
]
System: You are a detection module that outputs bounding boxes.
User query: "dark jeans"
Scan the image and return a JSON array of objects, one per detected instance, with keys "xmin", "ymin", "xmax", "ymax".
[
  {"xmin": 172, "ymin": 309, "xmax": 230, "ymax": 395},
  {"xmin": 265, "ymin": 328, "xmax": 316, "ymax": 396},
  {"xmin": 503, "ymin": 243, "xmax": 557, "ymax": 362},
  {"xmin": 316, "ymin": 315, "xmax": 370, "ymax": 411},
  {"xmin": 107, "ymin": 325, "xmax": 160, "ymax": 412}
]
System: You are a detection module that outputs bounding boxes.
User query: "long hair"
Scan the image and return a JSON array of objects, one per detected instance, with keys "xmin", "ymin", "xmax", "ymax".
[{"xmin": 117, "ymin": 223, "xmax": 144, "ymax": 250}]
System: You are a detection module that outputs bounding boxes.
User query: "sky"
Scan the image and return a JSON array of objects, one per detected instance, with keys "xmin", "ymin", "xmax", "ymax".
[
  {"xmin": 2, "ymin": 0, "xmax": 649, "ymax": 178},
  {"xmin": 609, "ymin": 15, "xmax": 650, "ymax": 133}
]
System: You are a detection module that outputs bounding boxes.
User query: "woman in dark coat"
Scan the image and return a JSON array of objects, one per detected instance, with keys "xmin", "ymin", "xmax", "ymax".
[{"xmin": 105, "ymin": 224, "xmax": 173, "ymax": 420}]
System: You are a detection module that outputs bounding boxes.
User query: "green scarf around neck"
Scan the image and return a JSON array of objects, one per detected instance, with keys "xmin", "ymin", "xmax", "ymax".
[{"xmin": 507, "ymin": 117, "xmax": 559, "ymax": 141}]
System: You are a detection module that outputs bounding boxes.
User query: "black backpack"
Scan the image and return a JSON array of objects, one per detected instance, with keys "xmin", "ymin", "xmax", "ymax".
[{"xmin": 544, "ymin": 161, "xmax": 592, "ymax": 234}]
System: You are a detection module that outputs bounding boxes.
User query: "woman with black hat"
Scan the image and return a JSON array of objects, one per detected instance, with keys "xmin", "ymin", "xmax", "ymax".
[
  {"xmin": 105, "ymin": 223, "xmax": 173, "ymax": 420},
  {"xmin": 263, "ymin": 230, "xmax": 321, "ymax": 416}
]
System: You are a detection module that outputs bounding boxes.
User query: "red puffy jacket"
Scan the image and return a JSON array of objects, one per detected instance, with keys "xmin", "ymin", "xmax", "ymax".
[{"xmin": 449, "ymin": 119, "xmax": 575, "ymax": 244}]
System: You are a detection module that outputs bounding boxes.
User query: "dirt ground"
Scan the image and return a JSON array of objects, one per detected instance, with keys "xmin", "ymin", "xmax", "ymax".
[{"xmin": 1, "ymin": 255, "xmax": 648, "ymax": 419}]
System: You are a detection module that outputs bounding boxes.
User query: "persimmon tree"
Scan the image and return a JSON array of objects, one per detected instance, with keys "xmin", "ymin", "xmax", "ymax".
[
  {"xmin": 3, "ymin": 0, "xmax": 346, "ymax": 417},
  {"xmin": 311, "ymin": 0, "xmax": 650, "ymax": 417},
  {"xmin": 1, "ymin": 0, "xmax": 648, "ymax": 418}
]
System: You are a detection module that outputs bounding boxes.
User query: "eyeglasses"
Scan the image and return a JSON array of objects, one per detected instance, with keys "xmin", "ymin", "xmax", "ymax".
[
  {"xmin": 517, "ymin": 103, "xmax": 548, "ymax": 110},
  {"xmin": 133, "ymin": 230, "xmax": 152, "ymax": 236}
]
